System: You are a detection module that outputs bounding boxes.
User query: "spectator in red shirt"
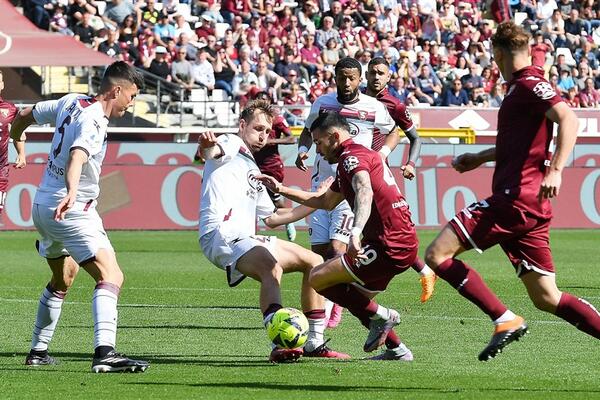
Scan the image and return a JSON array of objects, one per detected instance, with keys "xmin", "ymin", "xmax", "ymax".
[
  {"xmin": 530, "ymin": 31, "xmax": 554, "ymax": 68},
  {"xmin": 359, "ymin": 16, "xmax": 380, "ymax": 51},
  {"xmin": 565, "ymin": 86, "xmax": 580, "ymax": 108},
  {"xmin": 300, "ymin": 33, "xmax": 324, "ymax": 77},
  {"xmin": 579, "ymin": 78, "xmax": 600, "ymax": 108},
  {"xmin": 246, "ymin": 15, "xmax": 269, "ymax": 48},
  {"xmin": 283, "ymin": 83, "xmax": 307, "ymax": 125},
  {"xmin": 400, "ymin": 5, "xmax": 421, "ymax": 39}
]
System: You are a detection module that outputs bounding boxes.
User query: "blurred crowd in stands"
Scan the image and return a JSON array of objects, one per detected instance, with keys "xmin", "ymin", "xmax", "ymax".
[{"xmin": 18, "ymin": 0, "xmax": 600, "ymax": 122}]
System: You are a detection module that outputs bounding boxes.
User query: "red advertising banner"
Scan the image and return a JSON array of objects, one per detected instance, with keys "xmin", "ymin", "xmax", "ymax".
[{"xmin": 2, "ymin": 143, "xmax": 600, "ymax": 230}]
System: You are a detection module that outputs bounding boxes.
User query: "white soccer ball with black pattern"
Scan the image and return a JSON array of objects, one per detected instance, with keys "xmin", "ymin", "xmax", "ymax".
[{"xmin": 266, "ymin": 307, "xmax": 309, "ymax": 349}]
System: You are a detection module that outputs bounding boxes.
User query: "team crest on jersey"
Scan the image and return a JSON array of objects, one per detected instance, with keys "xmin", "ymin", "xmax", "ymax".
[
  {"xmin": 533, "ymin": 82, "xmax": 556, "ymax": 100},
  {"xmin": 348, "ymin": 122, "xmax": 359, "ymax": 136},
  {"xmin": 343, "ymin": 156, "xmax": 359, "ymax": 173},
  {"xmin": 0, "ymin": 108, "xmax": 8, "ymax": 118},
  {"xmin": 357, "ymin": 110, "xmax": 368, "ymax": 120}
]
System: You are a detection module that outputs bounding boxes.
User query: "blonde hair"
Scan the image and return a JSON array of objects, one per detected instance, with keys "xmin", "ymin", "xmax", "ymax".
[
  {"xmin": 240, "ymin": 99, "xmax": 276, "ymax": 124},
  {"xmin": 491, "ymin": 21, "xmax": 530, "ymax": 52}
]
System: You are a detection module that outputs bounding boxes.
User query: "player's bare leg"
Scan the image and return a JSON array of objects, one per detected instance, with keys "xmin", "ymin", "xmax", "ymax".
[
  {"xmin": 425, "ymin": 225, "xmax": 527, "ymax": 361},
  {"xmin": 522, "ymin": 272, "xmax": 600, "ymax": 339},
  {"xmin": 26, "ymin": 256, "xmax": 79, "ymax": 366},
  {"xmin": 312, "ymin": 241, "xmax": 347, "ymax": 329},
  {"xmin": 310, "ymin": 257, "xmax": 402, "ymax": 354},
  {"xmin": 80, "ymin": 249, "xmax": 149, "ymax": 373}
]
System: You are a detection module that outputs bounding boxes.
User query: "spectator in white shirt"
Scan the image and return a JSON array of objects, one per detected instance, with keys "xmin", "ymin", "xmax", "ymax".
[{"xmin": 193, "ymin": 49, "xmax": 215, "ymax": 90}]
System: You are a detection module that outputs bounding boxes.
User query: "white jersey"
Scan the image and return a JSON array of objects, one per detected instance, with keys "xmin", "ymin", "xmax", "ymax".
[
  {"xmin": 199, "ymin": 134, "xmax": 276, "ymax": 238},
  {"xmin": 32, "ymin": 93, "xmax": 108, "ymax": 207},
  {"xmin": 304, "ymin": 92, "xmax": 395, "ymax": 189}
]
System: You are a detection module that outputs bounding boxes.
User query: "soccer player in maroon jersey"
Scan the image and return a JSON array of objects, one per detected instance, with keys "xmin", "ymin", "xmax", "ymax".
[
  {"xmin": 252, "ymin": 92, "xmax": 298, "ymax": 241},
  {"xmin": 0, "ymin": 70, "xmax": 19, "ymax": 217},
  {"xmin": 365, "ymin": 57, "xmax": 437, "ymax": 303},
  {"xmin": 259, "ymin": 112, "xmax": 420, "ymax": 361},
  {"xmin": 425, "ymin": 22, "xmax": 600, "ymax": 361}
]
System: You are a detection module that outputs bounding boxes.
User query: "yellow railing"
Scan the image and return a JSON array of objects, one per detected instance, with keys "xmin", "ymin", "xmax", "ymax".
[{"xmin": 290, "ymin": 126, "xmax": 476, "ymax": 144}]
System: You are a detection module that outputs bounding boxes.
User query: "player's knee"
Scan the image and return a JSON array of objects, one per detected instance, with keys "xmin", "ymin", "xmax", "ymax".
[
  {"xmin": 529, "ymin": 291, "xmax": 560, "ymax": 313},
  {"xmin": 308, "ymin": 268, "xmax": 327, "ymax": 292},
  {"xmin": 424, "ymin": 244, "xmax": 443, "ymax": 270}
]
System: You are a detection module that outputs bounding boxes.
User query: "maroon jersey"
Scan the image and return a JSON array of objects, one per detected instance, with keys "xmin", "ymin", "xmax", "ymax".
[
  {"xmin": 254, "ymin": 114, "xmax": 290, "ymax": 182},
  {"xmin": 493, "ymin": 65, "xmax": 563, "ymax": 219},
  {"xmin": 0, "ymin": 97, "xmax": 18, "ymax": 193},
  {"xmin": 331, "ymin": 139, "xmax": 418, "ymax": 257},
  {"xmin": 373, "ymin": 88, "xmax": 415, "ymax": 151}
]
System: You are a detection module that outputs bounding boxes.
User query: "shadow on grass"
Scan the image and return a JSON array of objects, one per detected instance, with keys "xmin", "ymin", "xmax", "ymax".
[
  {"xmin": 126, "ymin": 382, "xmax": 600, "ymax": 394},
  {"xmin": 561, "ymin": 285, "xmax": 600, "ymax": 290},
  {"xmin": 118, "ymin": 304, "xmax": 260, "ymax": 310},
  {"xmin": 60, "ymin": 325, "xmax": 262, "ymax": 331}
]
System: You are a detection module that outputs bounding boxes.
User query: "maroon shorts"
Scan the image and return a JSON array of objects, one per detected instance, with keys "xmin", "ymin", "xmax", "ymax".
[
  {"xmin": 341, "ymin": 243, "xmax": 417, "ymax": 293},
  {"xmin": 449, "ymin": 196, "xmax": 554, "ymax": 277},
  {"xmin": 259, "ymin": 162, "xmax": 284, "ymax": 183}
]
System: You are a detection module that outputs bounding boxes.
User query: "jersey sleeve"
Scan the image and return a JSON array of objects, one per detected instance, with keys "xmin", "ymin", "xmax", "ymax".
[
  {"xmin": 373, "ymin": 102, "xmax": 396, "ymax": 135},
  {"xmin": 256, "ymin": 184, "xmax": 276, "ymax": 220},
  {"xmin": 339, "ymin": 149, "xmax": 371, "ymax": 182},
  {"xmin": 32, "ymin": 99, "xmax": 60, "ymax": 125},
  {"xmin": 393, "ymin": 102, "xmax": 414, "ymax": 132},
  {"xmin": 71, "ymin": 117, "xmax": 105, "ymax": 157},
  {"xmin": 212, "ymin": 134, "xmax": 245, "ymax": 164},
  {"xmin": 528, "ymin": 79, "xmax": 563, "ymax": 114},
  {"xmin": 304, "ymin": 96, "xmax": 324, "ymax": 131}
]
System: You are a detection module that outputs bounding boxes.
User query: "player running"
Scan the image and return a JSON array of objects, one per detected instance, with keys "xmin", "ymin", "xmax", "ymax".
[
  {"xmin": 10, "ymin": 61, "xmax": 149, "ymax": 372},
  {"xmin": 365, "ymin": 57, "xmax": 437, "ymax": 303},
  {"xmin": 0, "ymin": 70, "xmax": 18, "ymax": 218},
  {"xmin": 295, "ymin": 57, "xmax": 399, "ymax": 328},
  {"xmin": 260, "ymin": 112, "xmax": 420, "ymax": 361},
  {"xmin": 425, "ymin": 22, "xmax": 600, "ymax": 361},
  {"xmin": 197, "ymin": 99, "xmax": 349, "ymax": 363}
]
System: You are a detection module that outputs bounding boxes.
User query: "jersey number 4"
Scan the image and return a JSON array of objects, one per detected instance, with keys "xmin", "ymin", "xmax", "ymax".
[{"xmin": 52, "ymin": 115, "xmax": 72, "ymax": 159}]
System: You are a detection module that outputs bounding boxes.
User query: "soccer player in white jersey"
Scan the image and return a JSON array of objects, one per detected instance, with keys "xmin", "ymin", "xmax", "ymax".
[
  {"xmin": 198, "ymin": 99, "xmax": 349, "ymax": 363},
  {"xmin": 10, "ymin": 61, "xmax": 149, "ymax": 373},
  {"xmin": 294, "ymin": 57, "xmax": 399, "ymax": 327}
]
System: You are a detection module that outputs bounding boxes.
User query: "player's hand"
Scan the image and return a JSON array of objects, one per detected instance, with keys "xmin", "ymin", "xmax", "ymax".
[
  {"xmin": 54, "ymin": 193, "xmax": 76, "ymax": 221},
  {"xmin": 401, "ymin": 163, "xmax": 416, "ymax": 180},
  {"xmin": 348, "ymin": 234, "xmax": 366, "ymax": 262},
  {"xmin": 255, "ymin": 174, "xmax": 282, "ymax": 193},
  {"xmin": 538, "ymin": 169, "xmax": 562, "ymax": 202},
  {"xmin": 295, "ymin": 152, "xmax": 308, "ymax": 171},
  {"xmin": 452, "ymin": 153, "xmax": 481, "ymax": 173},
  {"xmin": 14, "ymin": 154, "xmax": 26, "ymax": 169},
  {"xmin": 198, "ymin": 131, "xmax": 218, "ymax": 150},
  {"xmin": 315, "ymin": 176, "xmax": 334, "ymax": 195}
]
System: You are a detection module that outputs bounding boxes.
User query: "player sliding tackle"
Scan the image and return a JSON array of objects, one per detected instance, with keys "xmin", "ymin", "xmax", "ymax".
[
  {"xmin": 259, "ymin": 112, "xmax": 420, "ymax": 361},
  {"xmin": 197, "ymin": 99, "xmax": 349, "ymax": 363},
  {"xmin": 425, "ymin": 21, "xmax": 600, "ymax": 361}
]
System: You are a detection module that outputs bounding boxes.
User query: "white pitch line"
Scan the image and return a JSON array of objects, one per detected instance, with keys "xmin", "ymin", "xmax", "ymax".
[{"xmin": 0, "ymin": 297, "xmax": 572, "ymax": 324}]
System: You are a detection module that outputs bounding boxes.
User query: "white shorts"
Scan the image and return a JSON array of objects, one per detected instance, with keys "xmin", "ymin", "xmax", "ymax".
[
  {"xmin": 199, "ymin": 230, "xmax": 278, "ymax": 287},
  {"xmin": 32, "ymin": 202, "xmax": 113, "ymax": 265},
  {"xmin": 308, "ymin": 200, "xmax": 353, "ymax": 245}
]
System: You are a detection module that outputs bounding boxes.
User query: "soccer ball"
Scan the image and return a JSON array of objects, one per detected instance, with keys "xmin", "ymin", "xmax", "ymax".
[{"xmin": 266, "ymin": 307, "xmax": 309, "ymax": 349}]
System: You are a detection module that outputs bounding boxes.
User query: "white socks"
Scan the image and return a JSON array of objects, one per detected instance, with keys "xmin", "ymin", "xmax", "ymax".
[
  {"xmin": 372, "ymin": 304, "xmax": 391, "ymax": 320},
  {"xmin": 419, "ymin": 264, "xmax": 435, "ymax": 277},
  {"xmin": 92, "ymin": 283, "xmax": 120, "ymax": 349},
  {"xmin": 31, "ymin": 285, "xmax": 65, "ymax": 352},
  {"xmin": 493, "ymin": 310, "xmax": 517, "ymax": 325},
  {"xmin": 304, "ymin": 317, "xmax": 326, "ymax": 351}
]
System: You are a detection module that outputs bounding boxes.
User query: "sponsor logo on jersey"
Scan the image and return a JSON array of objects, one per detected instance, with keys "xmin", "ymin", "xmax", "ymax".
[
  {"xmin": 343, "ymin": 156, "xmax": 359, "ymax": 173},
  {"xmin": 533, "ymin": 82, "xmax": 556, "ymax": 100},
  {"xmin": 246, "ymin": 169, "xmax": 263, "ymax": 199}
]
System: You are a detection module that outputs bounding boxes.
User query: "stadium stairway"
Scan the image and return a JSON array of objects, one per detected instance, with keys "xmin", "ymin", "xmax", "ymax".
[{"xmin": 31, "ymin": 66, "xmax": 90, "ymax": 96}]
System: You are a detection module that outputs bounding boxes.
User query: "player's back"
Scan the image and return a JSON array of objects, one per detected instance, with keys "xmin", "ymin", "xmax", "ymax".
[
  {"xmin": 33, "ymin": 93, "xmax": 108, "ymax": 207},
  {"xmin": 493, "ymin": 65, "xmax": 561, "ymax": 218},
  {"xmin": 336, "ymin": 140, "xmax": 417, "ymax": 256},
  {"xmin": 199, "ymin": 134, "xmax": 275, "ymax": 238}
]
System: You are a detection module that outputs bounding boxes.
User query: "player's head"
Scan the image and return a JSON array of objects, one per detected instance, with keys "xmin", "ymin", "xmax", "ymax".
[
  {"xmin": 310, "ymin": 112, "xmax": 351, "ymax": 163},
  {"xmin": 99, "ymin": 61, "xmax": 144, "ymax": 118},
  {"xmin": 335, "ymin": 57, "xmax": 362, "ymax": 103},
  {"xmin": 366, "ymin": 57, "xmax": 391, "ymax": 95},
  {"xmin": 491, "ymin": 22, "xmax": 531, "ymax": 73},
  {"xmin": 238, "ymin": 99, "xmax": 276, "ymax": 153}
]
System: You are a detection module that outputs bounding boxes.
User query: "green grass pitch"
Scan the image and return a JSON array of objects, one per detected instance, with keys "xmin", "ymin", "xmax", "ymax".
[{"xmin": 1, "ymin": 229, "xmax": 599, "ymax": 399}]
